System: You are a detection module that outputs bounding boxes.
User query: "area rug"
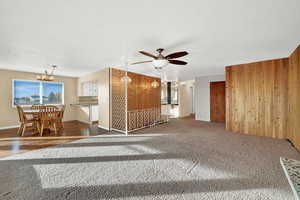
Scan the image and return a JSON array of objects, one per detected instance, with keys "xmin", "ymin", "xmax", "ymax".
[{"xmin": 0, "ymin": 120, "xmax": 299, "ymax": 200}]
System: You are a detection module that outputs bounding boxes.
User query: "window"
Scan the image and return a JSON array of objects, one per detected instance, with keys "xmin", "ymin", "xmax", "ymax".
[
  {"xmin": 161, "ymin": 82, "xmax": 168, "ymax": 104},
  {"xmin": 13, "ymin": 80, "xmax": 40, "ymax": 105},
  {"xmin": 160, "ymin": 82, "xmax": 178, "ymax": 105},
  {"xmin": 42, "ymin": 82, "xmax": 63, "ymax": 104},
  {"xmin": 13, "ymin": 80, "xmax": 64, "ymax": 106},
  {"xmin": 171, "ymin": 82, "xmax": 178, "ymax": 104}
]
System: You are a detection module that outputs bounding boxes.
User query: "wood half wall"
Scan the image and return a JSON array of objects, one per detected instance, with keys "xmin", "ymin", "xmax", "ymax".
[{"xmin": 226, "ymin": 45, "xmax": 300, "ymax": 150}]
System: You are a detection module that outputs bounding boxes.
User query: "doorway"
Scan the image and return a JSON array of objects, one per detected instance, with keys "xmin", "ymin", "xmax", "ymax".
[
  {"xmin": 190, "ymin": 86, "xmax": 195, "ymax": 114},
  {"xmin": 210, "ymin": 81, "xmax": 226, "ymax": 123}
]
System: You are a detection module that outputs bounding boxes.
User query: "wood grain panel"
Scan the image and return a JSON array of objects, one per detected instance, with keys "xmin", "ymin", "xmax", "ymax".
[
  {"xmin": 288, "ymin": 45, "xmax": 300, "ymax": 150},
  {"xmin": 226, "ymin": 58, "xmax": 289, "ymax": 139},
  {"xmin": 127, "ymin": 72, "xmax": 161, "ymax": 111},
  {"xmin": 210, "ymin": 81, "xmax": 226, "ymax": 123}
]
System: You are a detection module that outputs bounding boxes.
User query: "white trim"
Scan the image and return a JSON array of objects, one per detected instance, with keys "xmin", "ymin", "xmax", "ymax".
[
  {"xmin": 128, "ymin": 126, "xmax": 148, "ymax": 133},
  {"xmin": 125, "ymin": 71, "xmax": 128, "ymax": 136},
  {"xmin": 109, "ymin": 68, "xmax": 112, "ymax": 133},
  {"xmin": 111, "ymin": 128, "xmax": 127, "ymax": 134},
  {"xmin": 0, "ymin": 120, "xmax": 88, "ymax": 130},
  {"xmin": 76, "ymin": 119, "xmax": 92, "ymax": 125},
  {"xmin": 127, "ymin": 120, "xmax": 164, "ymax": 133},
  {"xmin": 98, "ymin": 125, "xmax": 110, "ymax": 131},
  {"xmin": 0, "ymin": 125, "xmax": 20, "ymax": 130}
]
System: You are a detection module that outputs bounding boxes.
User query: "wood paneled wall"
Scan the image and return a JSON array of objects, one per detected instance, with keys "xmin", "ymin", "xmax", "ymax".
[
  {"xmin": 288, "ymin": 46, "xmax": 300, "ymax": 150},
  {"xmin": 226, "ymin": 58, "xmax": 289, "ymax": 139},
  {"xmin": 226, "ymin": 45, "xmax": 300, "ymax": 151},
  {"xmin": 127, "ymin": 71, "xmax": 161, "ymax": 111}
]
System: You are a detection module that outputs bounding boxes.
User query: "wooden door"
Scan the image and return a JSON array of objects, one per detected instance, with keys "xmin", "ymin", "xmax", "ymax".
[{"xmin": 210, "ymin": 81, "xmax": 226, "ymax": 123}]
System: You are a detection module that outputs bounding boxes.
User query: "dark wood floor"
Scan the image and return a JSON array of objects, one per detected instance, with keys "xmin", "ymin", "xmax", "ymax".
[{"xmin": 0, "ymin": 121, "xmax": 109, "ymax": 158}]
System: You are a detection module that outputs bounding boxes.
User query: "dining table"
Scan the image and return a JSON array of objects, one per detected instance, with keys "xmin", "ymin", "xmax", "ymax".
[
  {"xmin": 23, "ymin": 108, "xmax": 63, "ymax": 135},
  {"xmin": 23, "ymin": 109, "xmax": 42, "ymax": 115},
  {"xmin": 23, "ymin": 108, "xmax": 63, "ymax": 115}
]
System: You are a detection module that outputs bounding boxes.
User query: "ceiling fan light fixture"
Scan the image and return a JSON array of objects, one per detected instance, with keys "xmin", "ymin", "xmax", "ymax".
[{"xmin": 152, "ymin": 59, "xmax": 169, "ymax": 68}]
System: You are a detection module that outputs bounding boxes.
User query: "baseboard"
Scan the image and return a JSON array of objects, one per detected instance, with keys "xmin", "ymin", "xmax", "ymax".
[
  {"xmin": 195, "ymin": 116, "xmax": 210, "ymax": 122},
  {"xmin": 111, "ymin": 128, "xmax": 127, "ymax": 134},
  {"xmin": 0, "ymin": 120, "xmax": 89, "ymax": 131},
  {"xmin": 98, "ymin": 125, "xmax": 110, "ymax": 131},
  {"xmin": 76, "ymin": 119, "xmax": 92, "ymax": 125},
  {"xmin": 0, "ymin": 125, "xmax": 20, "ymax": 130}
]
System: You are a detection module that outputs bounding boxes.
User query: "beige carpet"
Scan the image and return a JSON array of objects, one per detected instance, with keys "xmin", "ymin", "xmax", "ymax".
[{"xmin": 0, "ymin": 118, "xmax": 299, "ymax": 199}]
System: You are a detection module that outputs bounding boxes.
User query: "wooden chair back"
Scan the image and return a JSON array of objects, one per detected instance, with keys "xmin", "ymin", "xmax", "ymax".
[
  {"xmin": 16, "ymin": 105, "xmax": 25, "ymax": 123},
  {"xmin": 38, "ymin": 108, "xmax": 61, "ymax": 136},
  {"xmin": 45, "ymin": 105, "xmax": 59, "ymax": 112},
  {"xmin": 39, "ymin": 109, "xmax": 60, "ymax": 121},
  {"xmin": 31, "ymin": 104, "xmax": 45, "ymax": 110},
  {"xmin": 58, "ymin": 105, "xmax": 66, "ymax": 119},
  {"xmin": 39, "ymin": 105, "xmax": 59, "ymax": 120},
  {"xmin": 17, "ymin": 105, "xmax": 39, "ymax": 136}
]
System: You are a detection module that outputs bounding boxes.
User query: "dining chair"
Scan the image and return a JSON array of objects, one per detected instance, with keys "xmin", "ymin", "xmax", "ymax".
[
  {"xmin": 31, "ymin": 104, "xmax": 45, "ymax": 110},
  {"xmin": 16, "ymin": 105, "xmax": 39, "ymax": 136},
  {"xmin": 45, "ymin": 105, "xmax": 59, "ymax": 111},
  {"xmin": 39, "ymin": 109, "xmax": 61, "ymax": 136},
  {"xmin": 57, "ymin": 105, "xmax": 66, "ymax": 129}
]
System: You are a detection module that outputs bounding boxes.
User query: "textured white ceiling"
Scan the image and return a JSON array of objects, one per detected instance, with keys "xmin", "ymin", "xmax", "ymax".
[{"xmin": 0, "ymin": 0, "xmax": 299, "ymax": 80}]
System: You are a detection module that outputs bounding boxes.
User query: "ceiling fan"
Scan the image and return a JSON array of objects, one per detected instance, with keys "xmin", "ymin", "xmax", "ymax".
[{"xmin": 130, "ymin": 48, "xmax": 188, "ymax": 69}]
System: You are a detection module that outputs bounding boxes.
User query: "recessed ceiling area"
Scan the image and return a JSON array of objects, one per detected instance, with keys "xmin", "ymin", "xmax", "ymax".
[{"xmin": 0, "ymin": 0, "xmax": 299, "ymax": 80}]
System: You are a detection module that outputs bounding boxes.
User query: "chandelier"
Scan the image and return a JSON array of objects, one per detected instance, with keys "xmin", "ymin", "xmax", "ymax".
[
  {"xmin": 121, "ymin": 60, "xmax": 132, "ymax": 84},
  {"xmin": 37, "ymin": 65, "xmax": 57, "ymax": 81}
]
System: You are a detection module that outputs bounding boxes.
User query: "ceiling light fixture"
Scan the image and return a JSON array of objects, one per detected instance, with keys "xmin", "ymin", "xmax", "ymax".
[
  {"xmin": 121, "ymin": 61, "xmax": 132, "ymax": 84},
  {"xmin": 36, "ymin": 65, "xmax": 57, "ymax": 81},
  {"xmin": 121, "ymin": 75, "xmax": 132, "ymax": 83},
  {"xmin": 152, "ymin": 59, "xmax": 169, "ymax": 69},
  {"xmin": 151, "ymin": 80, "xmax": 160, "ymax": 88}
]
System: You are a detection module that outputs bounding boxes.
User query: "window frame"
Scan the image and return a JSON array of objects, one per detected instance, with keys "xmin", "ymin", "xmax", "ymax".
[
  {"xmin": 161, "ymin": 81, "xmax": 179, "ymax": 105},
  {"xmin": 12, "ymin": 79, "xmax": 65, "ymax": 107}
]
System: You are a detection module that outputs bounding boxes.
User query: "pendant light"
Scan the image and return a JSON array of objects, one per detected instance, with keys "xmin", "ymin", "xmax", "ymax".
[
  {"xmin": 151, "ymin": 80, "xmax": 160, "ymax": 88},
  {"xmin": 37, "ymin": 65, "xmax": 57, "ymax": 81}
]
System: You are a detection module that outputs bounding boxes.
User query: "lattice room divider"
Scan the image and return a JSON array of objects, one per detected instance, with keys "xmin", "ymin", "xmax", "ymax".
[{"xmin": 111, "ymin": 68, "xmax": 161, "ymax": 134}]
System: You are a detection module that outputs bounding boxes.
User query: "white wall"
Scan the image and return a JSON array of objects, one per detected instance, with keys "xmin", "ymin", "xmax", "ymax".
[
  {"xmin": 179, "ymin": 80, "xmax": 195, "ymax": 118},
  {"xmin": 77, "ymin": 68, "xmax": 110, "ymax": 129},
  {"xmin": 194, "ymin": 75, "xmax": 225, "ymax": 121}
]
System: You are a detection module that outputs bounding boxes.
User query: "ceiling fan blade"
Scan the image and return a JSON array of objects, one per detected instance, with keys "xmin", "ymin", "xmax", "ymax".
[
  {"xmin": 169, "ymin": 60, "xmax": 188, "ymax": 65},
  {"xmin": 139, "ymin": 51, "xmax": 158, "ymax": 59},
  {"xmin": 130, "ymin": 61, "xmax": 152, "ymax": 65},
  {"xmin": 165, "ymin": 51, "xmax": 188, "ymax": 59}
]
